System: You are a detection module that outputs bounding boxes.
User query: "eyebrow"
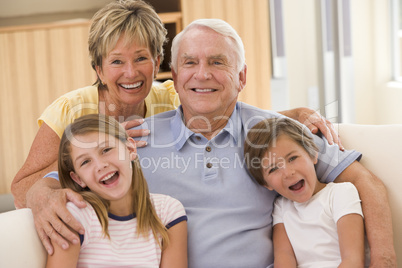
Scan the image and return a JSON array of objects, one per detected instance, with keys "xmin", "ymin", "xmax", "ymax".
[
  {"xmin": 181, "ymin": 53, "xmax": 228, "ymax": 61},
  {"xmin": 73, "ymin": 140, "xmax": 109, "ymax": 166},
  {"xmin": 181, "ymin": 54, "xmax": 195, "ymax": 60},
  {"xmin": 209, "ymin": 54, "xmax": 227, "ymax": 60},
  {"xmin": 265, "ymin": 150, "xmax": 297, "ymax": 170},
  {"xmin": 109, "ymin": 48, "xmax": 149, "ymax": 56}
]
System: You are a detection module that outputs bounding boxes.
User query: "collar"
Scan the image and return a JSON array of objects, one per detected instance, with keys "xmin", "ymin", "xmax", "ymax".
[
  {"xmin": 108, "ymin": 212, "xmax": 136, "ymax": 221},
  {"xmin": 171, "ymin": 104, "xmax": 241, "ymax": 151}
]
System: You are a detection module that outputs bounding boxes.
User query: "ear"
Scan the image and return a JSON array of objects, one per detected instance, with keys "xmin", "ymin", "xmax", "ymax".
[
  {"xmin": 171, "ymin": 68, "xmax": 179, "ymax": 93},
  {"xmin": 264, "ymin": 185, "xmax": 274, "ymax": 191},
  {"xmin": 126, "ymin": 137, "xmax": 138, "ymax": 160},
  {"xmin": 238, "ymin": 64, "xmax": 247, "ymax": 93},
  {"xmin": 95, "ymin": 65, "xmax": 105, "ymax": 84},
  {"xmin": 70, "ymin": 171, "xmax": 87, "ymax": 188},
  {"xmin": 312, "ymin": 152, "xmax": 318, "ymax": 165}
]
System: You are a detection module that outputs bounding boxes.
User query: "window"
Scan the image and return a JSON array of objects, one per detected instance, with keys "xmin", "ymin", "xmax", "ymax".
[{"xmin": 391, "ymin": 0, "xmax": 402, "ymax": 82}]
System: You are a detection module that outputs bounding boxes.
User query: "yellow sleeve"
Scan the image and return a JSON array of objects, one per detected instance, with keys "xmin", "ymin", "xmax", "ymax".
[
  {"xmin": 38, "ymin": 86, "xmax": 99, "ymax": 138},
  {"xmin": 144, "ymin": 80, "xmax": 180, "ymax": 117},
  {"xmin": 38, "ymin": 96, "xmax": 75, "ymax": 138},
  {"xmin": 162, "ymin": 80, "xmax": 180, "ymax": 108}
]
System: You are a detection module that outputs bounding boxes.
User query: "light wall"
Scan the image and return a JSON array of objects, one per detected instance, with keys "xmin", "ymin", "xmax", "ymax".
[
  {"xmin": 282, "ymin": 0, "xmax": 320, "ymax": 111},
  {"xmin": 358, "ymin": 0, "xmax": 402, "ymax": 124},
  {"xmin": 283, "ymin": 0, "xmax": 402, "ymax": 124}
]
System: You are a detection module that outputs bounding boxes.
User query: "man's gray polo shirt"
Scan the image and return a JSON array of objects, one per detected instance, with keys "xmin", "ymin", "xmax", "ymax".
[{"xmin": 135, "ymin": 102, "xmax": 362, "ymax": 268}]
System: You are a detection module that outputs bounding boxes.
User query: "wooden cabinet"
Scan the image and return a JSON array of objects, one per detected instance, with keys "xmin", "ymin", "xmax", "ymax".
[{"xmin": 156, "ymin": 12, "xmax": 182, "ymax": 80}]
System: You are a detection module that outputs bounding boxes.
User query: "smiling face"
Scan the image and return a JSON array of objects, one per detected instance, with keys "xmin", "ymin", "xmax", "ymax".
[
  {"xmin": 172, "ymin": 26, "xmax": 246, "ymax": 122},
  {"xmin": 96, "ymin": 34, "xmax": 160, "ymax": 110},
  {"xmin": 262, "ymin": 135, "xmax": 325, "ymax": 203},
  {"xmin": 69, "ymin": 132, "xmax": 136, "ymax": 210}
]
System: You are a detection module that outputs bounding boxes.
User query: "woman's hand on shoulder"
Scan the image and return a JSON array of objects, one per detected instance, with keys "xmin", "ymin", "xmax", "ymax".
[
  {"xmin": 121, "ymin": 118, "xmax": 149, "ymax": 147},
  {"xmin": 27, "ymin": 177, "xmax": 86, "ymax": 255}
]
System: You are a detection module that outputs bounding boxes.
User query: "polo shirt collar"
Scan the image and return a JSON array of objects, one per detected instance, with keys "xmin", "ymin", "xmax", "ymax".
[{"xmin": 171, "ymin": 104, "xmax": 241, "ymax": 151}]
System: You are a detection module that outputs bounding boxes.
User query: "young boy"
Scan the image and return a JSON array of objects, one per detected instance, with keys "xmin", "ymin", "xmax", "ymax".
[{"xmin": 244, "ymin": 117, "xmax": 365, "ymax": 267}]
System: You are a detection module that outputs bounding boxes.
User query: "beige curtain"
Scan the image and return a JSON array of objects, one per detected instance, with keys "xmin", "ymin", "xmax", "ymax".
[{"xmin": 0, "ymin": 21, "xmax": 96, "ymax": 194}]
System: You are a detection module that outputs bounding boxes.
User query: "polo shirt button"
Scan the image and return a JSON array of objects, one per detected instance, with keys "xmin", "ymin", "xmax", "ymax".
[
  {"xmin": 206, "ymin": 163, "xmax": 213, "ymax": 168},
  {"xmin": 205, "ymin": 146, "xmax": 212, "ymax": 152}
]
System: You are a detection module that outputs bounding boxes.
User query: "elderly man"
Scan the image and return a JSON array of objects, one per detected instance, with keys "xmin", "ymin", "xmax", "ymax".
[{"xmin": 135, "ymin": 19, "xmax": 395, "ymax": 267}]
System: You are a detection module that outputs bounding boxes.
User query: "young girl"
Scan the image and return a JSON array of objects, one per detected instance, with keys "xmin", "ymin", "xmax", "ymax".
[
  {"xmin": 244, "ymin": 117, "xmax": 365, "ymax": 268},
  {"xmin": 46, "ymin": 114, "xmax": 187, "ymax": 268}
]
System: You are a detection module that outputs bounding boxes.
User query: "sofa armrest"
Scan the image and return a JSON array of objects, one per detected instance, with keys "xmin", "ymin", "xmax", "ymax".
[{"xmin": 0, "ymin": 208, "xmax": 47, "ymax": 267}]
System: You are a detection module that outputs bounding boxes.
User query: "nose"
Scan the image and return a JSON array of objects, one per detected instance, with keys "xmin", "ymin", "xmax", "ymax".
[
  {"xmin": 124, "ymin": 62, "xmax": 138, "ymax": 78},
  {"xmin": 96, "ymin": 159, "xmax": 109, "ymax": 172},
  {"xmin": 194, "ymin": 62, "xmax": 212, "ymax": 80},
  {"xmin": 282, "ymin": 165, "xmax": 295, "ymax": 178}
]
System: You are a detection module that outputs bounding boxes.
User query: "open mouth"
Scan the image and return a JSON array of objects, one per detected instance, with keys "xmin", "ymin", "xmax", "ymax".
[
  {"xmin": 289, "ymin": 179, "xmax": 305, "ymax": 191},
  {"xmin": 100, "ymin": 171, "xmax": 119, "ymax": 185},
  {"xmin": 120, "ymin": 81, "xmax": 143, "ymax": 90}
]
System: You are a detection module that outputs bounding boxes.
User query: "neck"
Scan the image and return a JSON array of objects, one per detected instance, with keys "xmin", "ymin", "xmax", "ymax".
[
  {"xmin": 186, "ymin": 117, "xmax": 229, "ymax": 140},
  {"xmin": 109, "ymin": 199, "xmax": 133, "ymax": 217},
  {"xmin": 182, "ymin": 105, "xmax": 235, "ymax": 140},
  {"xmin": 98, "ymin": 89, "xmax": 146, "ymax": 121}
]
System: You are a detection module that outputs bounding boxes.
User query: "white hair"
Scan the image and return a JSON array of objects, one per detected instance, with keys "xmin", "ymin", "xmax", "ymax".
[{"xmin": 170, "ymin": 18, "xmax": 246, "ymax": 73}]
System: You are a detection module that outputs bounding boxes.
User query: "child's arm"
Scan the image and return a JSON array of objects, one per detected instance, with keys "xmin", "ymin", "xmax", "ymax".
[
  {"xmin": 337, "ymin": 213, "xmax": 365, "ymax": 268},
  {"xmin": 45, "ymin": 232, "xmax": 80, "ymax": 268},
  {"xmin": 273, "ymin": 223, "xmax": 297, "ymax": 268},
  {"xmin": 160, "ymin": 221, "xmax": 188, "ymax": 268}
]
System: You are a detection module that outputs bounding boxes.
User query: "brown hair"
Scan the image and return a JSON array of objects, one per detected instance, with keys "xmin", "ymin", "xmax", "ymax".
[
  {"xmin": 88, "ymin": 0, "xmax": 167, "ymax": 87},
  {"xmin": 58, "ymin": 114, "xmax": 169, "ymax": 248},
  {"xmin": 244, "ymin": 117, "xmax": 318, "ymax": 187}
]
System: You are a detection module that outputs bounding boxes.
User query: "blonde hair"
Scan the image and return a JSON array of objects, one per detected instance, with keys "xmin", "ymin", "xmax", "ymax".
[
  {"xmin": 58, "ymin": 114, "xmax": 169, "ymax": 248},
  {"xmin": 88, "ymin": 0, "xmax": 167, "ymax": 87},
  {"xmin": 244, "ymin": 117, "xmax": 318, "ymax": 187}
]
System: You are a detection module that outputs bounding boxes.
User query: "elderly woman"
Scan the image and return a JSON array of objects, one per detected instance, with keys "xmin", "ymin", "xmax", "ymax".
[{"xmin": 11, "ymin": 0, "xmax": 339, "ymax": 256}]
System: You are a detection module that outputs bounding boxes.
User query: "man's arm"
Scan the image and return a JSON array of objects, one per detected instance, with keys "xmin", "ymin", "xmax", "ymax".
[{"xmin": 335, "ymin": 161, "xmax": 396, "ymax": 267}]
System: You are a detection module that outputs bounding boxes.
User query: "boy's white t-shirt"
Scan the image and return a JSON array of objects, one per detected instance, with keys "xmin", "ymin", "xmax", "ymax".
[{"xmin": 273, "ymin": 182, "xmax": 363, "ymax": 268}]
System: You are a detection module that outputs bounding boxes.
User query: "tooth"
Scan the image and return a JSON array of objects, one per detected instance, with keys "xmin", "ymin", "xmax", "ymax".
[
  {"xmin": 122, "ymin": 82, "xmax": 142, "ymax": 89},
  {"xmin": 195, "ymin": 88, "xmax": 213, "ymax": 92},
  {"xmin": 101, "ymin": 172, "xmax": 115, "ymax": 182}
]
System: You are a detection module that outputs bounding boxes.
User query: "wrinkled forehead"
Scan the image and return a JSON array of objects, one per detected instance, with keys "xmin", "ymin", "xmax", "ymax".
[
  {"xmin": 104, "ymin": 31, "xmax": 151, "ymax": 57},
  {"xmin": 179, "ymin": 27, "xmax": 237, "ymax": 59}
]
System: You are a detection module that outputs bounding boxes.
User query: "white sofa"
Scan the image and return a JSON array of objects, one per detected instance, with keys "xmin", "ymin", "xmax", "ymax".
[{"xmin": 0, "ymin": 123, "xmax": 401, "ymax": 267}]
